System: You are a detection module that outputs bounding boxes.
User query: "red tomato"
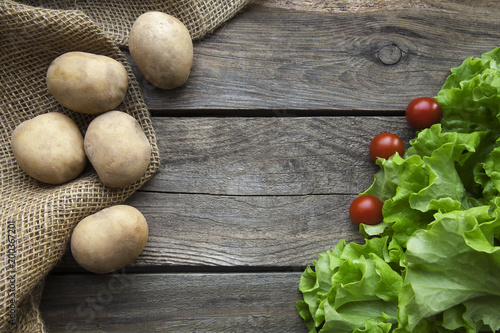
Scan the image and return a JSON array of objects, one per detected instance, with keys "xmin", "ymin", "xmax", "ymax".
[
  {"xmin": 349, "ymin": 194, "xmax": 383, "ymax": 226},
  {"xmin": 405, "ymin": 97, "xmax": 442, "ymax": 130},
  {"xmin": 369, "ymin": 132, "xmax": 405, "ymax": 162}
]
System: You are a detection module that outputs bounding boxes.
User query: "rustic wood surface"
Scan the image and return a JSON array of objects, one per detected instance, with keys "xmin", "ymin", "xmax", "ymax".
[
  {"xmin": 137, "ymin": 0, "xmax": 500, "ymax": 114},
  {"xmin": 39, "ymin": 0, "xmax": 500, "ymax": 332},
  {"xmin": 42, "ymin": 272, "xmax": 304, "ymax": 332}
]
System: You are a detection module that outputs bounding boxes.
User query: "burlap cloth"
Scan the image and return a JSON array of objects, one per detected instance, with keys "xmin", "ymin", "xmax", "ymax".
[{"xmin": 0, "ymin": 0, "xmax": 251, "ymax": 331}]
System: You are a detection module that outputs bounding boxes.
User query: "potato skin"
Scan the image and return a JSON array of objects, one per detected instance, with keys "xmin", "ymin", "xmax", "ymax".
[
  {"xmin": 11, "ymin": 112, "xmax": 86, "ymax": 184},
  {"xmin": 70, "ymin": 205, "xmax": 149, "ymax": 274},
  {"xmin": 46, "ymin": 51, "xmax": 128, "ymax": 114},
  {"xmin": 84, "ymin": 111, "xmax": 151, "ymax": 188},
  {"xmin": 129, "ymin": 11, "xmax": 193, "ymax": 89}
]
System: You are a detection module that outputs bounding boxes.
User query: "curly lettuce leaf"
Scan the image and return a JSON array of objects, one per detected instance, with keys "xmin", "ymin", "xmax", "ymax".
[
  {"xmin": 362, "ymin": 124, "xmax": 486, "ymax": 247},
  {"xmin": 361, "ymin": 153, "xmax": 433, "ymax": 247},
  {"xmin": 396, "ymin": 205, "xmax": 500, "ymax": 332},
  {"xmin": 436, "ymin": 47, "xmax": 500, "ymax": 135},
  {"xmin": 297, "ymin": 237, "xmax": 403, "ymax": 333},
  {"xmin": 298, "ymin": 46, "xmax": 500, "ymax": 333}
]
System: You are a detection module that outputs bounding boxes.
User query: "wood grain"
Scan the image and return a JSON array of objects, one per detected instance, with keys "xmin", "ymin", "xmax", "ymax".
[
  {"xmin": 132, "ymin": 1, "xmax": 500, "ymax": 114},
  {"xmin": 56, "ymin": 191, "xmax": 362, "ymax": 269},
  {"xmin": 127, "ymin": 191, "xmax": 364, "ymax": 267},
  {"xmin": 262, "ymin": 0, "xmax": 431, "ymax": 13},
  {"xmin": 40, "ymin": 272, "xmax": 305, "ymax": 332},
  {"xmin": 144, "ymin": 116, "xmax": 414, "ymax": 195},
  {"xmin": 264, "ymin": 0, "xmax": 500, "ymax": 13}
]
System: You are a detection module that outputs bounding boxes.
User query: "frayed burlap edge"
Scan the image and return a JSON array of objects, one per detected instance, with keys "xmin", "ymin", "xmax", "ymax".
[
  {"xmin": 20, "ymin": 0, "xmax": 253, "ymax": 46},
  {"xmin": 1, "ymin": 1, "xmax": 162, "ymax": 332}
]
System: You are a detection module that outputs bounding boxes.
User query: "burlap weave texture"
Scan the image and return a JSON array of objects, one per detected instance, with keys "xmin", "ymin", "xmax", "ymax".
[{"xmin": 1, "ymin": 0, "xmax": 250, "ymax": 331}]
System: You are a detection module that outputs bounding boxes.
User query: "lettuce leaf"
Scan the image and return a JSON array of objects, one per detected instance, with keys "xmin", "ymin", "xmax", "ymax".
[
  {"xmin": 396, "ymin": 205, "xmax": 500, "ymax": 332},
  {"xmin": 298, "ymin": 46, "xmax": 500, "ymax": 333},
  {"xmin": 297, "ymin": 238, "xmax": 403, "ymax": 333}
]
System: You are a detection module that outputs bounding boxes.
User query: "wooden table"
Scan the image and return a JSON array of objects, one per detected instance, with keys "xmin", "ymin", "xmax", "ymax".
[{"xmin": 39, "ymin": 1, "xmax": 500, "ymax": 331}]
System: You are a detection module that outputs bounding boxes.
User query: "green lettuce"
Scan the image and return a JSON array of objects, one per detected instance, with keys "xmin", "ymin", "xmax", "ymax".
[
  {"xmin": 297, "ymin": 47, "xmax": 500, "ymax": 332},
  {"xmin": 396, "ymin": 205, "xmax": 500, "ymax": 332},
  {"xmin": 296, "ymin": 237, "xmax": 403, "ymax": 333}
]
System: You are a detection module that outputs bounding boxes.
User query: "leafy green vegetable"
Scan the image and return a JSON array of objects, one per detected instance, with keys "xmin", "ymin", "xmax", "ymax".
[
  {"xmin": 396, "ymin": 206, "xmax": 500, "ymax": 332},
  {"xmin": 297, "ymin": 47, "xmax": 500, "ymax": 332},
  {"xmin": 296, "ymin": 238, "xmax": 402, "ymax": 333}
]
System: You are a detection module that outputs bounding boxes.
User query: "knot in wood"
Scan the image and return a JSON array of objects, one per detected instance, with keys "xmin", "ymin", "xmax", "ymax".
[{"xmin": 377, "ymin": 44, "xmax": 402, "ymax": 65}]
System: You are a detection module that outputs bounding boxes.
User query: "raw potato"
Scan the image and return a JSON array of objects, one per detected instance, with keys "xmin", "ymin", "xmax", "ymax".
[
  {"xmin": 84, "ymin": 111, "xmax": 151, "ymax": 188},
  {"xmin": 70, "ymin": 205, "xmax": 149, "ymax": 274},
  {"xmin": 129, "ymin": 11, "xmax": 193, "ymax": 89},
  {"xmin": 46, "ymin": 51, "xmax": 128, "ymax": 114},
  {"xmin": 11, "ymin": 112, "xmax": 86, "ymax": 184}
]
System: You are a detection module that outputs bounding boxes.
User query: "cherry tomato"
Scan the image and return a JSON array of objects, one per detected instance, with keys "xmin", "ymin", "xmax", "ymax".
[
  {"xmin": 349, "ymin": 194, "xmax": 383, "ymax": 226},
  {"xmin": 369, "ymin": 132, "xmax": 405, "ymax": 162},
  {"xmin": 405, "ymin": 97, "xmax": 442, "ymax": 130}
]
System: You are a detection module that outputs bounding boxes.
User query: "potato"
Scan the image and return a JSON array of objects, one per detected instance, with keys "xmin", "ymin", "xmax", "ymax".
[
  {"xmin": 70, "ymin": 205, "xmax": 149, "ymax": 274},
  {"xmin": 11, "ymin": 112, "xmax": 86, "ymax": 184},
  {"xmin": 129, "ymin": 11, "xmax": 193, "ymax": 89},
  {"xmin": 84, "ymin": 111, "xmax": 151, "ymax": 188},
  {"xmin": 46, "ymin": 51, "xmax": 128, "ymax": 115}
]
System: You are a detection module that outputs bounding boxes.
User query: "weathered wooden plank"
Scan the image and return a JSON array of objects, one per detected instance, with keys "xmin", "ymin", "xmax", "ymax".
[
  {"xmin": 40, "ymin": 272, "xmax": 305, "ymax": 332},
  {"xmin": 56, "ymin": 191, "xmax": 363, "ymax": 269},
  {"xmin": 264, "ymin": 0, "xmax": 430, "ymax": 12},
  {"xmin": 144, "ymin": 116, "xmax": 414, "ymax": 195},
  {"xmin": 264, "ymin": 0, "xmax": 500, "ymax": 13},
  {"xmin": 129, "ymin": 192, "xmax": 364, "ymax": 267},
  {"xmin": 132, "ymin": 1, "xmax": 500, "ymax": 113}
]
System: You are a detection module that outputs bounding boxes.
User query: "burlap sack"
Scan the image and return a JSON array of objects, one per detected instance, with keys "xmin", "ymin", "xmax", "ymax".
[{"xmin": 1, "ymin": 0, "xmax": 251, "ymax": 332}]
